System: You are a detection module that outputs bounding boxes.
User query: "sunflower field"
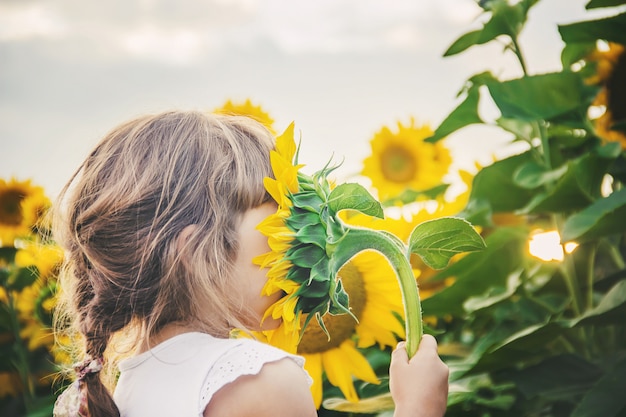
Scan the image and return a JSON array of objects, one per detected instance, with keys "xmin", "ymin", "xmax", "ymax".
[{"xmin": 2, "ymin": 0, "xmax": 626, "ymax": 416}]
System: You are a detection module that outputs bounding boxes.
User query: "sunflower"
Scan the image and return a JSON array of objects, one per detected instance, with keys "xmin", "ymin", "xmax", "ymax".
[
  {"xmin": 252, "ymin": 123, "xmax": 419, "ymax": 406},
  {"xmin": 252, "ymin": 123, "xmax": 485, "ymax": 406},
  {"xmin": 0, "ymin": 178, "xmax": 46, "ymax": 247},
  {"xmin": 213, "ymin": 98, "xmax": 276, "ymax": 134},
  {"xmin": 587, "ymin": 42, "xmax": 626, "ymax": 148},
  {"xmin": 297, "ymin": 252, "xmax": 405, "ymax": 406},
  {"xmin": 362, "ymin": 119, "xmax": 452, "ymax": 201}
]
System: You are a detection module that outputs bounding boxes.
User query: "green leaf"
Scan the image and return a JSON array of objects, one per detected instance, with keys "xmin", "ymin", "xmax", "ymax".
[
  {"xmin": 465, "ymin": 322, "xmax": 569, "ymax": 376},
  {"xmin": 444, "ymin": 29, "xmax": 484, "ymax": 57},
  {"xmin": 559, "ymin": 12, "xmax": 626, "ymax": 45},
  {"xmin": 513, "ymin": 161, "xmax": 568, "ymax": 189},
  {"xmin": 7, "ymin": 266, "xmax": 39, "ymax": 291},
  {"xmin": 495, "ymin": 116, "xmax": 535, "ymax": 141},
  {"xmin": 561, "ymin": 41, "xmax": 597, "ymax": 68},
  {"xmin": 586, "ymin": 0, "xmax": 626, "ymax": 7},
  {"xmin": 561, "ymin": 187, "xmax": 626, "ymax": 241},
  {"xmin": 443, "ymin": 0, "xmax": 539, "ymax": 56},
  {"xmin": 468, "ymin": 152, "xmax": 536, "ymax": 213},
  {"xmin": 508, "ymin": 354, "xmax": 603, "ymax": 401},
  {"xmin": 571, "ymin": 357, "xmax": 626, "ymax": 417},
  {"xmin": 426, "ymin": 85, "xmax": 483, "ymax": 143},
  {"xmin": 487, "ymin": 72, "xmax": 593, "ymax": 121},
  {"xmin": 463, "ymin": 270, "xmax": 523, "ymax": 313},
  {"xmin": 565, "ymin": 280, "xmax": 626, "ymax": 327},
  {"xmin": 327, "ymin": 183, "xmax": 383, "ymax": 219},
  {"xmin": 383, "ymin": 184, "xmax": 450, "ymax": 206},
  {"xmin": 422, "ymin": 227, "xmax": 528, "ymax": 316},
  {"xmin": 519, "ymin": 143, "xmax": 620, "ymax": 214},
  {"xmin": 408, "ymin": 217, "xmax": 486, "ymax": 270}
]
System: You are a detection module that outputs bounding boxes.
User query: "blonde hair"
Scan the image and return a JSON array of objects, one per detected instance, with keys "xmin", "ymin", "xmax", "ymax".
[{"xmin": 53, "ymin": 110, "xmax": 275, "ymax": 416}]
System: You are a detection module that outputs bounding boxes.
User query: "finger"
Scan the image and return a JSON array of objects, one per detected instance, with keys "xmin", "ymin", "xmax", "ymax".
[
  {"xmin": 391, "ymin": 341, "xmax": 409, "ymax": 363},
  {"xmin": 418, "ymin": 334, "xmax": 438, "ymax": 352}
]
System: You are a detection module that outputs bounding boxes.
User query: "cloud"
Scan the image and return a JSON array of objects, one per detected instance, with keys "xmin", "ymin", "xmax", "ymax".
[
  {"xmin": 1, "ymin": 0, "xmax": 483, "ymax": 63},
  {"xmin": 0, "ymin": 3, "xmax": 68, "ymax": 41}
]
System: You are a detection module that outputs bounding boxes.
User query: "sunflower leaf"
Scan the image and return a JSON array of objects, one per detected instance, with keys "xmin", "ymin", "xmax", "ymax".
[
  {"xmin": 328, "ymin": 183, "xmax": 384, "ymax": 219},
  {"xmin": 408, "ymin": 217, "xmax": 486, "ymax": 269},
  {"xmin": 443, "ymin": 0, "xmax": 539, "ymax": 56},
  {"xmin": 487, "ymin": 72, "xmax": 594, "ymax": 121},
  {"xmin": 561, "ymin": 188, "xmax": 626, "ymax": 242},
  {"xmin": 586, "ymin": 0, "xmax": 626, "ymax": 8},
  {"xmin": 559, "ymin": 11, "xmax": 626, "ymax": 45},
  {"xmin": 426, "ymin": 84, "xmax": 483, "ymax": 143}
]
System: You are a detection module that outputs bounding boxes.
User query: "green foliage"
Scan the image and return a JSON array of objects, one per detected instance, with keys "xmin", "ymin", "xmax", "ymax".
[
  {"xmin": 408, "ymin": 217, "xmax": 486, "ymax": 269},
  {"xmin": 418, "ymin": 0, "xmax": 626, "ymax": 416}
]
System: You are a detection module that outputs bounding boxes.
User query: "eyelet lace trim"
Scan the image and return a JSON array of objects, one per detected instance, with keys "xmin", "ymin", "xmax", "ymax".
[{"xmin": 200, "ymin": 341, "xmax": 310, "ymax": 408}]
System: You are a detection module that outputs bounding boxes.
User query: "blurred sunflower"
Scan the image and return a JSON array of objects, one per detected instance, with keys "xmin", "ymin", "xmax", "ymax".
[
  {"xmin": 362, "ymin": 119, "xmax": 452, "ymax": 201},
  {"xmin": 587, "ymin": 42, "xmax": 626, "ymax": 148},
  {"xmin": 297, "ymin": 253, "xmax": 404, "ymax": 406},
  {"xmin": 0, "ymin": 178, "xmax": 46, "ymax": 247},
  {"xmin": 213, "ymin": 98, "xmax": 276, "ymax": 134},
  {"xmin": 13, "ymin": 243, "xmax": 63, "ymax": 352}
]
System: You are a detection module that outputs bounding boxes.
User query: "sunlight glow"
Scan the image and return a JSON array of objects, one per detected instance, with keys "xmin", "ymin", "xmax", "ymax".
[{"xmin": 528, "ymin": 230, "xmax": 578, "ymax": 262}]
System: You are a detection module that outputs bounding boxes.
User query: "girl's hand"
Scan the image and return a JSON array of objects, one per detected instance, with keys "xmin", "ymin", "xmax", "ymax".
[{"xmin": 389, "ymin": 334, "xmax": 449, "ymax": 417}]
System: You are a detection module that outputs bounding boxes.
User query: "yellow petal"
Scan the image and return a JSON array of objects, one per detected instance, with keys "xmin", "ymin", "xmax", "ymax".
[{"xmin": 302, "ymin": 353, "xmax": 324, "ymax": 408}]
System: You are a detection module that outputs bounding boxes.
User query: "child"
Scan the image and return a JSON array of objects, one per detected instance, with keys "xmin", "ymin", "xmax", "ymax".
[{"xmin": 52, "ymin": 110, "xmax": 449, "ymax": 417}]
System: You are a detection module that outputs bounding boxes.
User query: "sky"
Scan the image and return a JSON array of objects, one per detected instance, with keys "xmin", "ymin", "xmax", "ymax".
[{"xmin": 0, "ymin": 0, "xmax": 608, "ymax": 199}]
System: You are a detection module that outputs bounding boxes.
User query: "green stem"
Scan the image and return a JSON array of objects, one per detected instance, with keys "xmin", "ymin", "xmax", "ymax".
[
  {"xmin": 585, "ymin": 244, "xmax": 597, "ymax": 312},
  {"xmin": 537, "ymin": 121, "xmax": 551, "ymax": 170},
  {"xmin": 330, "ymin": 227, "xmax": 423, "ymax": 358},
  {"xmin": 511, "ymin": 36, "xmax": 529, "ymax": 77},
  {"xmin": 559, "ymin": 258, "xmax": 582, "ymax": 317},
  {"xmin": 5, "ymin": 288, "xmax": 35, "ymax": 411},
  {"xmin": 600, "ymin": 238, "xmax": 625, "ymax": 270}
]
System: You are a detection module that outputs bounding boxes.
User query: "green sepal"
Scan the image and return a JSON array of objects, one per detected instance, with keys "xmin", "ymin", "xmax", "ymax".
[
  {"xmin": 408, "ymin": 217, "xmax": 486, "ymax": 269},
  {"xmin": 295, "ymin": 223, "xmax": 327, "ymax": 249},
  {"xmin": 298, "ymin": 279, "xmax": 331, "ymax": 298},
  {"xmin": 288, "ymin": 245, "xmax": 326, "ymax": 268},
  {"xmin": 287, "ymin": 266, "xmax": 312, "ymax": 284},
  {"xmin": 314, "ymin": 312, "xmax": 331, "ymax": 341},
  {"xmin": 291, "ymin": 191, "xmax": 324, "ymax": 212},
  {"xmin": 329, "ymin": 278, "xmax": 355, "ymax": 320},
  {"xmin": 309, "ymin": 256, "xmax": 330, "ymax": 284},
  {"xmin": 286, "ymin": 208, "xmax": 322, "ymax": 231}
]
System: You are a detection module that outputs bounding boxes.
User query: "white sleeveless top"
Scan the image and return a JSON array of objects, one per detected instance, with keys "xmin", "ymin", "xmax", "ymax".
[{"xmin": 113, "ymin": 332, "xmax": 311, "ymax": 417}]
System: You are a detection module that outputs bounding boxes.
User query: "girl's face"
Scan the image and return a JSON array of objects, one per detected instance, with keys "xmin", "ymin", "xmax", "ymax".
[{"xmin": 233, "ymin": 202, "xmax": 283, "ymax": 331}]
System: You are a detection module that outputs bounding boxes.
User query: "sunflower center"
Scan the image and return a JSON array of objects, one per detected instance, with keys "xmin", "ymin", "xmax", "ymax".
[
  {"xmin": 380, "ymin": 145, "xmax": 417, "ymax": 183},
  {"xmin": 297, "ymin": 262, "xmax": 366, "ymax": 354},
  {"xmin": 0, "ymin": 190, "xmax": 24, "ymax": 226}
]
